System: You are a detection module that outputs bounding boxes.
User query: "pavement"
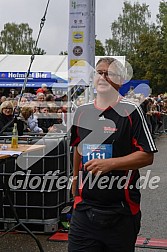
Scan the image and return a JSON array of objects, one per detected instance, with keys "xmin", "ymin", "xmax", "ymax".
[{"xmin": 0, "ymin": 134, "xmax": 167, "ymax": 252}]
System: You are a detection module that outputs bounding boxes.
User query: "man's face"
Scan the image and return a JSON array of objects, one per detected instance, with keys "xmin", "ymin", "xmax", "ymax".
[
  {"xmin": 94, "ymin": 61, "xmax": 122, "ymax": 94},
  {"xmin": 38, "ymin": 95, "xmax": 45, "ymax": 102}
]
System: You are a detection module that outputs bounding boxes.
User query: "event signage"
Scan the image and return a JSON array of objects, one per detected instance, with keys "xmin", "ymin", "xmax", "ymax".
[
  {"xmin": 0, "ymin": 72, "xmax": 51, "ymax": 79},
  {"xmin": 68, "ymin": 0, "xmax": 95, "ymax": 86}
]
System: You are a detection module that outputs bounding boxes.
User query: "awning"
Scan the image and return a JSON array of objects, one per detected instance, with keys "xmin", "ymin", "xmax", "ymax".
[{"xmin": 0, "ymin": 81, "xmax": 68, "ymax": 88}]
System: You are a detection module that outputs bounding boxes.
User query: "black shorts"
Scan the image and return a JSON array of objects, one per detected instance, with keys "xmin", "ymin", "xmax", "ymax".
[{"xmin": 68, "ymin": 208, "xmax": 141, "ymax": 252}]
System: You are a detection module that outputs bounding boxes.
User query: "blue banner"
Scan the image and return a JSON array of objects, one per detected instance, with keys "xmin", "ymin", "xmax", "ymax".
[
  {"xmin": 0, "ymin": 73, "xmax": 68, "ymax": 88},
  {"xmin": 0, "ymin": 81, "xmax": 68, "ymax": 88},
  {"xmin": 0, "ymin": 72, "xmax": 51, "ymax": 79}
]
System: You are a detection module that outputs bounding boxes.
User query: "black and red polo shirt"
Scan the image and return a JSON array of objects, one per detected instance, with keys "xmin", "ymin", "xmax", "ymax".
[{"xmin": 70, "ymin": 98, "xmax": 158, "ymax": 215}]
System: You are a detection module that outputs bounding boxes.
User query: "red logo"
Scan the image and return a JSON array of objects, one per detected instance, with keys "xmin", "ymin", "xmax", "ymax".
[{"xmin": 103, "ymin": 127, "xmax": 118, "ymax": 133}]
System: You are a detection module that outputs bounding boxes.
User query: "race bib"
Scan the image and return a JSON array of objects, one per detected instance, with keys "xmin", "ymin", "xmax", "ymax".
[{"xmin": 82, "ymin": 144, "xmax": 113, "ymax": 164}]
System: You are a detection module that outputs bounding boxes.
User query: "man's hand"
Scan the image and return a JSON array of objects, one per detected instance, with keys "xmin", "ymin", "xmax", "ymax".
[
  {"xmin": 84, "ymin": 159, "xmax": 111, "ymax": 175},
  {"xmin": 48, "ymin": 126, "xmax": 57, "ymax": 132},
  {"xmin": 72, "ymin": 177, "xmax": 77, "ymax": 198},
  {"xmin": 84, "ymin": 151, "xmax": 154, "ymax": 173}
]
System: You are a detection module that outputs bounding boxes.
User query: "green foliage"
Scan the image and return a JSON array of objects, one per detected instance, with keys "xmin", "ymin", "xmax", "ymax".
[
  {"xmin": 105, "ymin": 0, "xmax": 167, "ymax": 94},
  {"xmin": 0, "ymin": 23, "xmax": 45, "ymax": 55},
  {"xmin": 127, "ymin": 1, "xmax": 167, "ymax": 94},
  {"xmin": 109, "ymin": 1, "xmax": 151, "ymax": 56},
  {"xmin": 95, "ymin": 39, "xmax": 105, "ymax": 56},
  {"xmin": 105, "ymin": 39, "xmax": 117, "ymax": 56},
  {"xmin": 128, "ymin": 30, "xmax": 167, "ymax": 93},
  {"xmin": 157, "ymin": 1, "xmax": 167, "ymax": 51}
]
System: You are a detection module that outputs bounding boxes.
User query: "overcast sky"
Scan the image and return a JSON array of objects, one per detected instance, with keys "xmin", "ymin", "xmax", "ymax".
[{"xmin": 0, "ymin": 0, "xmax": 161, "ymax": 55}]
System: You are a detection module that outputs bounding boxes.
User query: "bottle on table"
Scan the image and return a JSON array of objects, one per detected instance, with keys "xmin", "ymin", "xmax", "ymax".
[{"xmin": 11, "ymin": 123, "xmax": 18, "ymax": 148}]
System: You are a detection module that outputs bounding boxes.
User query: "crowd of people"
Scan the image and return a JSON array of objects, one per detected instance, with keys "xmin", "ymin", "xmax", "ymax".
[
  {"xmin": 0, "ymin": 83, "xmax": 167, "ymax": 137},
  {"xmin": 124, "ymin": 90, "xmax": 167, "ymax": 137},
  {"xmin": 0, "ymin": 85, "xmax": 68, "ymax": 135}
]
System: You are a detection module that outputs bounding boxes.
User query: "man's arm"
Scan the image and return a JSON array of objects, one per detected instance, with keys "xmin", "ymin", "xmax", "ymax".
[
  {"xmin": 72, "ymin": 147, "xmax": 81, "ymax": 197},
  {"xmin": 84, "ymin": 151, "xmax": 154, "ymax": 175}
]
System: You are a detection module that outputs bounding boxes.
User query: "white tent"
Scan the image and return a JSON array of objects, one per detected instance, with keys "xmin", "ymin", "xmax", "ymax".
[
  {"xmin": 0, "ymin": 54, "xmax": 125, "ymax": 83},
  {"xmin": 0, "ymin": 54, "xmax": 67, "ymax": 74}
]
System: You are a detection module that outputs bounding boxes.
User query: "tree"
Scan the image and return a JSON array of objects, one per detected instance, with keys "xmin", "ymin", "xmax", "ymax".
[
  {"xmin": 0, "ymin": 23, "xmax": 45, "ymax": 55},
  {"xmin": 108, "ymin": 1, "xmax": 151, "ymax": 56},
  {"xmin": 127, "ymin": 24, "xmax": 167, "ymax": 94},
  {"xmin": 127, "ymin": 1, "xmax": 167, "ymax": 94},
  {"xmin": 95, "ymin": 39, "xmax": 105, "ymax": 56},
  {"xmin": 105, "ymin": 39, "xmax": 114, "ymax": 55},
  {"xmin": 157, "ymin": 1, "xmax": 167, "ymax": 51},
  {"xmin": 103, "ymin": 0, "xmax": 167, "ymax": 94}
]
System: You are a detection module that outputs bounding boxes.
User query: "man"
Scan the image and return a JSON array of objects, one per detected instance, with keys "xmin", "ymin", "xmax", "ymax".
[
  {"xmin": 68, "ymin": 57, "xmax": 157, "ymax": 252},
  {"xmin": 36, "ymin": 83, "xmax": 48, "ymax": 95}
]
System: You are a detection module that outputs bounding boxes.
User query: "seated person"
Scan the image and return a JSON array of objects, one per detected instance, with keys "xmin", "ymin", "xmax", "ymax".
[
  {"xmin": 38, "ymin": 105, "xmax": 56, "ymax": 133},
  {"xmin": 18, "ymin": 106, "xmax": 43, "ymax": 134},
  {"xmin": 38, "ymin": 103, "xmax": 67, "ymax": 133},
  {"xmin": 47, "ymin": 103, "xmax": 67, "ymax": 133},
  {"xmin": 0, "ymin": 101, "xmax": 14, "ymax": 134},
  {"xmin": 55, "ymin": 107, "xmax": 67, "ymax": 132}
]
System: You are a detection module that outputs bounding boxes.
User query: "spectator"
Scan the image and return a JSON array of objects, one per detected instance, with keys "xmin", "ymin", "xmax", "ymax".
[
  {"xmin": 45, "ymin": 94, "xmax": 55, "ymax": 102},
  {"xmin": 38, "ymin": 104, "xmax": 55, "ymax": 133},
  {"xmin": 36, "ymin": 92, "xmax": 45, "ymax": 105},
  {"xmin": 30, "ymin": 101, "xmax": 40, "ymax": 116},
  {"xmin": 61, "ymin": 103, "xmax": 68, "ymax": 125},
  {"xmin": 0, "ymin": 101, "xmax": 14, "ymax": 134},
  {"xmin": 18, "ymin": 106, "xmax": 43, "ymax": 134},
  {"xmin": 49, "ymin": 106, "xmax": 67, "ymax": 132},
  {"xmin": 61, "ymin": 94, "xmax": 68, "ymax": 102},
  {"xmin": 38, "ymin": 103, "xmax": 65, "ymax": 133},
  {"xmin": 36, "ymin": 83, "xmax": 48, "ymax": 95},
  {"xmin": 57, "ymin": 107, "xmax": 66, "ymax": 127},
  {"xmin": 0, "ymin": 96, "xmax": 7, "ymax": 104},
  {"xmin": 19, "ymin": 96, "xmax": 29, "ymax": 107}
]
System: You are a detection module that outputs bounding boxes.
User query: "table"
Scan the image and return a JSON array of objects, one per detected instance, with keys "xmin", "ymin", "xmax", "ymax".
[
  {"xmin": 0, "ymin": 154, "xmax": 10, "ymax": 159},
  {"xmin": 0, "ymin": 144, "xmax": 45, "ymax": 170},
  {"xmin": 0, "ymin": 143, "xmax": 45, "ymax": 154}
]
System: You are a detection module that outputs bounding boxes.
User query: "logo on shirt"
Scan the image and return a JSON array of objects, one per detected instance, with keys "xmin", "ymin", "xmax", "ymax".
[
  {"xmin": 99, "ymin": 115, "xmax": 105, "ymax": 120},
  {"xmin": 103, "ymin": 126, "xmax": 118, "ymax": 134}
]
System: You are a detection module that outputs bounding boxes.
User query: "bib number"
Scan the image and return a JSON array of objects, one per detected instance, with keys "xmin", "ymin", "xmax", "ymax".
[{"xmin": 82, "ymin": 144, "xmax": 112, "ymax": 164}]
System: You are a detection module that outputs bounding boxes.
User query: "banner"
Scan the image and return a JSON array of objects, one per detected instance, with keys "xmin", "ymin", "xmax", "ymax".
[
  {"xmin": 0, "ymin": 72, "xmax": 51, "ymax": 79},
  {"xmin": 68, "ymin": 0, "xmax": 95, "ymax": 86}
]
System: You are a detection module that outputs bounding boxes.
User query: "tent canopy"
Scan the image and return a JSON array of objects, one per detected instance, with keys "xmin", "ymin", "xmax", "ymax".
[
  {"xmin": 0, "ymin": 54, "xmax": 68, "ymax": 81},
  {"xmin": 0, "ymin": 81, "xmax": 68, "ymax": 88},
  {"xmin": 0, "ymin": 55, "xmax": 68, "ymax": 88},
  {"xmin": 0, "ymin": 55, "xmax": 126, "ymax": 89}
]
